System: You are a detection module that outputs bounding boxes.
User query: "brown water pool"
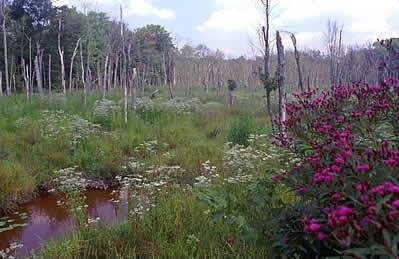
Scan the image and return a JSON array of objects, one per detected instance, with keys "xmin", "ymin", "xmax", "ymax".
[{"xmin": 0, "ymin": 188, "xmax": 128, "ymax": 258}]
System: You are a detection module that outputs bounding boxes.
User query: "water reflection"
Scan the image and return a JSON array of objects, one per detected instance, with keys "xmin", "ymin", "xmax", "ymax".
[{"xmin": 0, "ymin": 188, "xmax": 128, "ymax": 257}]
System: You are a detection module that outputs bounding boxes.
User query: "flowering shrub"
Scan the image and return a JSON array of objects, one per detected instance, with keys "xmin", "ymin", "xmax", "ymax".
[
  {"xmin": 29, "ymin": 110, "xmax": 101, "ymax": 148},
  {"xmin": 137, "ymin": 97, "xmax": 202, "ymax": 114},
  {"xmin": 276, "ymin": 79, "xmax": 399, "ymax": 257},
  {"xmin": 93, "ymin": 99, "xmax": 120, "ymax": 128}
]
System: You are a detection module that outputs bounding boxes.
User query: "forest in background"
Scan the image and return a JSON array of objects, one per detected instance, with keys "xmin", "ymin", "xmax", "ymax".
[{"xmin": 0, "ymin": 0, "xmax": 398, "ymax": 99}]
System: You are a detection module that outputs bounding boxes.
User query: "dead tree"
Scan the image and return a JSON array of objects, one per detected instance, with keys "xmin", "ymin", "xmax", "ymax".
[
  {"xmin": 131, "ymin": 68, "xmax": 137, "ymax": 111},
  {"xmin": 22, "ymin": 59, "xmax": 29, "ymax": 99},
  {"xmin": 336, "ymin": 28, "xmax": 343, "ymax": 84},
  {"xmin": 103, "ymin": 54, "xmax": 108, "ymax": 100},
  {"xmin": 58, "ymin": 19, "xmax": 66, "ymax": 95},
  {"xmin": 290, "ymin": 33, "xmax": 304, "ymax": 91},
  {"xmin": 276, "ymin": 31, "xmax": 286, "ymax": 133},
  {"xmin": 1, "ymin": 0, "xmax": 9, "ymax": 96},
  {"xmin": 69, "ymin": 38, "xmax": 81, "ymax": 92},
  {"xmin": 120, "ymin": 5, "xmax": 128, "ymax": 126},
  {"xmin": 79, "ymin": 40, "xmax": 86, "ymax": 105},
  {"xmin": 325, "ymin": 19, "xmax": 340, "ymax": 85},
  {"xmin": 48, "ymin": 54, "xmax": 52, "ymax": 95},
  {"xmin": 260, "ymin": 0, "xmax": 276, "ymax": 134},
  {"xmin": 34, "ymin": 55, "xmax": 43, "ymax": 99},
  {"xmin": 28, "ymin": 37, "xmax": 32, "ymax": 97},
  {"xmin": 0, "ymin": 71, "xmax": 2, "ymax": 96}
]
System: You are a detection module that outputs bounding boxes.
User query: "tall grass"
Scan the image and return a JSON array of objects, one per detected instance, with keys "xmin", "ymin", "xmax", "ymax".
[
  {"xmin": 39, "ymin": 191, "xmax": 269, "ymax": 258},
  {"xmin": 0, "ymin": 90, "xmax": 268, "ymax": 211}
]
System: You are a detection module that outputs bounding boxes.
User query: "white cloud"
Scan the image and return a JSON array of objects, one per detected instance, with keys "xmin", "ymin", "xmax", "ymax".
[
  {"xmin": 52, "ymin": 0, "xmax": 176, "ymax": 20},
  {"xmin": 198, "ymin": 0, "xmax": 399, "ymax": 49},
  {"xmin": 125, "ymin": 0, "xmax": 175, "ymax": 20},
  {"xmin": 197, "ymin": 0, "xmax": 261, "ymax": 32}
]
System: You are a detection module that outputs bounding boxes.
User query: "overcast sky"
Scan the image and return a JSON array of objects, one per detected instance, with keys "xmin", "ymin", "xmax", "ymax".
[{"xmin": 53, "ymin": 0, "xmax": 399, "ymax": 57}]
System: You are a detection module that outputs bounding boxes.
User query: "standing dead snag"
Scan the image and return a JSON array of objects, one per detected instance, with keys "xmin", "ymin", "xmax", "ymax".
[
  {"xmin": 276, "ymin": 31, "xmax": 286, "ymax": 134},
  {"xmin": 227, "ymin": 79, "xmax": 237, "ymax": 108},
  {"xmin": 103, "ymin": 55, "xmax": 108, "ymax": 100},
  {"xmin": 1, "ymin": 0, "xmax": 9, "ymax": 96},
  {"xmin": 290, "ymin": 33, "xmax": 304, "ymax": 92},
  {"xmin": 336, "ymin": 27, "xmax": 343, "ymax": 85},
  {"xmin": 120, "ymin": 5, "xmax": 128, "ymax": 127},
  {"xmin": 260, "ymin": 0, "xmax": 276, "ymax": 134},
  {"xmin": 48, "ymin": 54, "xmax": 52, "ymax": 95},
  {"xmin": 58, "ymin": 18, "xmax": 66, "ymax": 95},
  {"xmin": 0, "ymin": 71, "xmax": 2, "ymax": 96},
  {"xmin": 69, "ymin": 38, "xmax": 81, "ymax": 93},
  {"xmin": 131, "ymin": 68, "xmax": 137, "ymax": 111},
  {"xmin": 34, "ymin": 55, "xmax": 43, "ymax": 99},
  {"xmin": 0, "ymin": 0, "xmax": 11, "ymax": 95}
]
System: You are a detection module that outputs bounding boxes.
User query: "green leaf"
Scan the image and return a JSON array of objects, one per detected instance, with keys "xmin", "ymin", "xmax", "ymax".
[
  {"xmin": 376, "ymin": 194, "xmax": 392, "ymax": 215},
  {"xmin": 344, "ymin": 247, "xmax": 370, "ymax": 257},
  {"xmin": 382, "ymin": 228, "xmax": 391, "ymax": 248}
]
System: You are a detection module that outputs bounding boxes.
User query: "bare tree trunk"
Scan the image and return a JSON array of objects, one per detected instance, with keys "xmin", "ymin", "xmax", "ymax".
[
  {"xmin": 113, "ymin": 56, "xmax": 119, "ymax": 88},
  {"xmin": 34, "ymin": 55, "xmax": 43, "ymax": 99},
  {"xmin": 1, "ymin": 1, "xmax": 9, "ymax": 96},
  {"xmin": 228, "ymin": 90, "xmax": 234, "ymax": 108},
  {"xmin": 97, "ymin": 61, "xmax": 101, "ymax": 90},
  {"xmin": 22, "ymin": 59, "xmax": 29, "ymax": 99},
  {"xmin": 162, "ymin": 52, "xmax": 167, "ymax": 86},
  {"xmin": 108, "ymin": 57, "xmax": 113, "ymax": 92},
  {"xmin": 58, "ymin": 19, "xmax": 66, "ymax": 95},
  {"xmin": 86, "ymin": 55, "xmax": 92, "ymax": 94},
  {"xmin": 79, "ymin": 40, "xmax": 86, "ymax": 105},
  {"xmin": 12, "ymin": 74, "xmax": 15, "ymax": 94},
  {"xmin": 0, "ymin": 71, "xmax": 2, "ymax": 96},
  {"xmin": 276, "ymin": 31, "xmax": 286, "ymax": 133},
  {"xmin": 48, "ymin": 54, "xmax": 52, "ymax": 95},
  {"xmin": 290, "ymin": 33, "xmax": 304, "ymax": 92},
  {"xmin": 167, "ymin": 52, "xmax": 175, "ymax": 99},
  {"xmin": 69, "ymin": 38, "xmax": 81, "ymax": 93},
  {"xmin": 120, "ymin": 5, "xmax": 128, "ymax": 126},
  {"xmin": 336, "ymin": 28, "xmax": 343, "ymax": 84},
  {"xmin": 28, "ymin": 37, "xmax": 32, "ymax": 97},
  {"xmin": 261, "ymin": 0, "xmax": 275, "ymax": 134},
  {"xmin": 10, "ymin": 55, "xmax": 14, "ymax": 94},
  {"xmin": 131, "ymin": 68, "xmax": 137, "ymax": 111},
  {"xmin": 103, "ymin": 55, "xmax": 108, "ymax": 100}
]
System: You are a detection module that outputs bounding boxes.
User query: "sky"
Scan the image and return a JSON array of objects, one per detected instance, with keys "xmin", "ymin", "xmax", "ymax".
[{"xmin": 52, "ymin": 0, "xmax": 399, "ymax": 57}]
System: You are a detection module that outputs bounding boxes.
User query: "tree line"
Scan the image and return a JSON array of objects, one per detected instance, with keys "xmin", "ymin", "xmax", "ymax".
[{"xmin": 0, "ymin": 0, "xmax": 398, "ymax": 104}]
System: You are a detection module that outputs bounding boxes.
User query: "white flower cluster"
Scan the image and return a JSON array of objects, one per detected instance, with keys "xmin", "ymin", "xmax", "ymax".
[
  {"xmin": 222, "ymin": 134, "xmax": 298, "ymax": 184},
  {"xmin": 87, "ymin": 217, "xmax": 101, "ymax": 225},
  {"xmin": 116, "ymin": 161, "xmax": 186, "ymax": 216},
  {"xmin": 37, "ymin": 110, "xmax": 101, "ymax": 147},
  {"xmin": 120, "ymin": 157, "xmax": 144, "ymax": 174},
  {"xmin": 93, "ymin": 99, "xmax": 120, "ymax": 119},
  {"xmin": 194, "ymin": 160, "xmax": 218, "ymax": 187},
  {"xmin": 222, "ymin": 144, "xmax": 265, "ymax": 182},
  {"xmin": 53, "ymin": 167, "xmax": 88, "ymax": 193},
  {"xmin": 0, "ymin": 242, "xmax": 23, "ymax": 259},
  {"xmin": 134, "ymin": 140, "xmax": 161, "ymax": 157},
  {"xmin": 137, "ymin": 97, "xmax": 202, "ymax": 114}
]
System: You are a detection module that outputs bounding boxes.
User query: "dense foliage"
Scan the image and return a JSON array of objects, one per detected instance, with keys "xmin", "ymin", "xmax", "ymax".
[{"xmin": 275, "ymin": 79, "xmax": 399, "ymax": 257}]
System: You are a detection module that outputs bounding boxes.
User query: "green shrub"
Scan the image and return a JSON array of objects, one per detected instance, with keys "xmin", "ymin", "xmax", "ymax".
[
  {"xmin": 227, "ymin": 115, "xmax": 254, "ymax": 146},
  {"xmin": 0, "ymin": 160, "xmax": 34, "ymax": 209}
]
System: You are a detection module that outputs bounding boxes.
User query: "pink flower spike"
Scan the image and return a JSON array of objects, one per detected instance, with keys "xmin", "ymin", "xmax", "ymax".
[
  {"xmin": 309, "ymin": 223, "xmax": 321, "ymax": 232},
  {"xmin": 392, "ymin": 200, "xmax": 399, "ymax": 208},
  {"xmin": 355, "ymin": 164, "xmax": 370, "ymax": 172},
  {"xmin": 335, "ymin": 157, "xmax": 345, "ymax": 165},
  {"xmin": 317, "ymin": 232, "xmax": 326, "ymax": 241}
]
